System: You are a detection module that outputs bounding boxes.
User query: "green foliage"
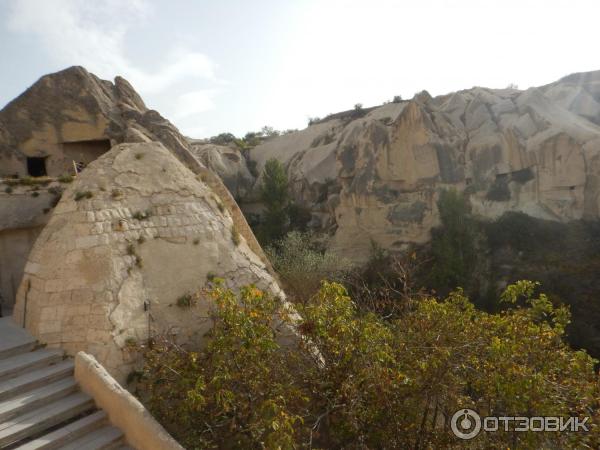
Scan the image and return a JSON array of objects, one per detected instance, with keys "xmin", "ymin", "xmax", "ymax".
[
  {"xmin": 5, "ymin": 176, "xmax": 51, "ymax": 187},
  {"xmin": 258, "ymin": 158, "xmax": 290, "ymax": 244},
  {"xmin": 261, "ymin": 126, "xmax": 280, "ymax": 138},
  {"xmin": 138, "ymin": 284, "xmax": 307, "ymax": 449},
  {"xmin": 267, "ymin": 231, "xmax": 351, "ymax": 303},
  {"xmin": 392, "ymin": 95, "xmax": 402, "ymax": 103},
  {"xmin": 74, "ymin": 190, "xmax": 93, "ymax": 201},
  {"xmin": 132, "ymin": 209, "xmax": 152, "ymax": 220},
  {"xmin": 4, "ymin": 186, "xmax": 12, "ymax": 194},
  {"xmin": 231, "ymin": 224, "xmax": 241, "ymax": 246},
  {"xmin": 138, "ymin": 281, "xmax": 600, "ymax": 449},
  {"xmin": 57, "ymin": 174, "xmax": 74, "ymax": 183},
  {"xmin": 430, "ymin": 189, "xmax": 479, "ymax": 294},
  {"xmin": 176, "ymin": 293, "xmax": 195, "ymax": 308},
  {"xmin": 482, "ymin": 212, "xmax": 600, "ymax": 359},
  {"xmin": 209, "ymin": 132, "xmax": 237, "ymax": 145},
  {"xmin": 352, "ymin": 103, "xmax": 365, "ymax": 118}
]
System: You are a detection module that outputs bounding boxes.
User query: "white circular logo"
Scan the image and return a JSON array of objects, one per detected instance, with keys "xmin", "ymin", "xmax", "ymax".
[{"xmin": 451, "ymin": 409, "xmax": 482, "ymax": 440}]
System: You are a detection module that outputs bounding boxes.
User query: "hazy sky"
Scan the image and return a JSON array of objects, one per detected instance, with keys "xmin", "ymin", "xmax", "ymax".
[{"xmin": 0, "ymin": 0, "xmax": 598, "ymax": 138}]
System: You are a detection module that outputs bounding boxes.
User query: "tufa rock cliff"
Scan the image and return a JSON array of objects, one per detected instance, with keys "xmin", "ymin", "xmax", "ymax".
[{"xmin": 199, "ymin": 70, "xmax": 600, "ymax": 262}]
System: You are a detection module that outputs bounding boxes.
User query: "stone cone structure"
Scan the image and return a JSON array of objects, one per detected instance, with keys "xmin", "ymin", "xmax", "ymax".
[{"xmin": 13, "ymin": 142, "xmax": 288, "ymax": 382}]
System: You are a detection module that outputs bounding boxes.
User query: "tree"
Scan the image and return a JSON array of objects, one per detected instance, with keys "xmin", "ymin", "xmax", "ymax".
[
  {"xmin": 259, "ymin": 158, "xmax": 290, "ymax": 243},
  {"xmin": 137, "ymin": 281, "xmax": 600, "ymax": 449},
  {"xmin": 430, "ymin": 189, "xmax": 479, "ymax": 295},
  {"xmin": 209, "ymin": 132, "xmax": 236, "ymax": 145},
  {"xmin": 261, "ymin": 126, "xmax": 280, "ymax": 138},
  {"xmin": 392, "ymin": 95, "xmax": 402, "ymax": 103}
]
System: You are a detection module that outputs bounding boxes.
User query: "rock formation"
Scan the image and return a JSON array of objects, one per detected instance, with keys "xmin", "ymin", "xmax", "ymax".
[
  {"xmin": 12, "ymin": 142, "xmax": 288, "ymax": 381},
  {"xmin": 198, "ymin": 70, "xmax": 600, "ymax": 262},
  {"xmin": 0, "ymin": 66, "xmax": 271, "ymax": 312},
  {"xmin": 0, "ymin": 66, "xmax": 287, "ymax": 381}
]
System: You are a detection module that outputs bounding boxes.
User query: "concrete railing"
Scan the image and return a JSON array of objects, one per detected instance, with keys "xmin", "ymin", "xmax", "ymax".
[{"xmin": 74, "ymin": 352, "xmax": 183, "ymax": 450}]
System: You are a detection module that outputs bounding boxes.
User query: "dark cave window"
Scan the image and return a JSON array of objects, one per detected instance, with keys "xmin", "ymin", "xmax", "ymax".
[{"xmin": 27, "ymin": 157, "xmax": 47, "ymax": 177}]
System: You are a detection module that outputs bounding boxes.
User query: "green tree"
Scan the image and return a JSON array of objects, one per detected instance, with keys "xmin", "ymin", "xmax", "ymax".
[
  {"xmin": 430, "ymin": 189, "xmax": 479, "ymax": 294},
  {"xmin": 259, "ymin": 158, "xmax": 290, "ymax": 243},
  {"xmin": 137, "ymin": 281, "xmax": 600, "ymax": 449}
]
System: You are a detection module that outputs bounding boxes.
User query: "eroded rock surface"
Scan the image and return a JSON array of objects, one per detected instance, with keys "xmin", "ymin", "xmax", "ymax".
[
  {"xmin": 210, "ymin": 70, "xmax": 600, "ymax": 261},
  {"xmin": 12, "ymin": 142, "xmax": 288, "ymax": 381}
]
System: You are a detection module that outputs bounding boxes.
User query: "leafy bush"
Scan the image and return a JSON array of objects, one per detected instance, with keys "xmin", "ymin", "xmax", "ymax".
[
  {"xmin": 231, "ymin": 224, "xmax": 241, "ymax": 246},
  {"xmin": 392, "ymin": 95, "xmax": 402, "ymax": 103},
  {"xmin": 267, "ymin": 231, "xmax": 351, "ymax": 302},
  {"xmin": 58, "ymin": 174, "xmax": 74, "ymax": 183},
  {"xmin": 209, "ymin": 132, "xmax": 237, "ymax": 145},
  {"xmin": 74, "ymin": 190, "xmax": 93, "ymax": 201},
  {"xmin": 137, "ymin": 281, "xmax": 600, "ymax": 449}
]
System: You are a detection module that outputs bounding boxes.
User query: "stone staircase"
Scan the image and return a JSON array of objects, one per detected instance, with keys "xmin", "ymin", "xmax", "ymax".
[{"xmin": 0, "ymin": 317, "xmax": 134, "ymax": 449}]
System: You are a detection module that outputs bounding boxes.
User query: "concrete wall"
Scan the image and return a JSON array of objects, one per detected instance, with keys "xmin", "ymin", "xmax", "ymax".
[{"xmin": 74, "ymin": 352, "xmax": 184, "ymax": 450}]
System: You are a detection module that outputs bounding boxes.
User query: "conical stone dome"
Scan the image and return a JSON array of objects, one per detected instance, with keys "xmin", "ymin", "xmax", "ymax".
[{"xmin": 13, "ymin": 141, "xmax": 287, "ymax": 381}]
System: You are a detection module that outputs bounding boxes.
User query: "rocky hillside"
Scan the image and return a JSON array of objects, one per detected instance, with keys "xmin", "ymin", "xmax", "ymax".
[{"xmin": 199, "ymin": 70, "xmax": 600, "ymax": 261}]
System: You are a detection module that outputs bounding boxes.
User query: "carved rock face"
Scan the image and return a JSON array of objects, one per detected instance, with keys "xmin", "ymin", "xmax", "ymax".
[
  {"xmin": 233, "ymin": 71, "xmax": 600, "ymax": 262},
  {"xmin": 12, "ymin": 142, "xmax": 288, "ymax": 382}
]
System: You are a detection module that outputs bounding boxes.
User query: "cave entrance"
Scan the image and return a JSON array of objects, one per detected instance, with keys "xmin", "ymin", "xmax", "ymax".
[
  {"xmin": 62, "ymin": 139, "xmax": 112, "ymax": 171},
  {"xmin": 26, "ymin": 157, "xmax": 48, "ymax": 177}
]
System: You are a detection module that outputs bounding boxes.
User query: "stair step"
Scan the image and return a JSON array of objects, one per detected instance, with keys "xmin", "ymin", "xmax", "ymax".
[
  {"xmin": 0, "ymin": 360, "xmax": 73, "ymax": 402},
  {"xmin": 0, "ymin": 392, "xmax": 95, "ymax": 447},
  {"xmin": 0, "ymin": 318, "xmax": 37, "ymax": 360},
  {"xmin": 57, "ymin": 426, "xmax": 124, "ymax": 450},
  {"xmin": 0, "ymin": 378, "xmax": 78, "ymax": 422},
  {"xmin": 14, "ymin": 411, "xmax": 108, "ymax": 450},
  {"xmin": 0, "ymin": 350, "xmax": 63, "ymax": 382}
]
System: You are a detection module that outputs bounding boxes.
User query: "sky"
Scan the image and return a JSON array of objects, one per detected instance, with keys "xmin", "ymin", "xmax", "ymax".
[{"xmin": 0, "ymin": 0, "xmax": 599, "ymax": 138}]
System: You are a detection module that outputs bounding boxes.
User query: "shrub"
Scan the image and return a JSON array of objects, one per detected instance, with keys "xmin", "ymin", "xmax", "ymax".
[
  {"xmin": 231, "ymin": 225, "xmax": 241, "ymax": 246},
  {"xmin": 266, "ymin": 231, "xmax": 351, "ymax": 303},
  {"xmin": 137, "ymin": 281, "xmax": 600, "ymax": 449},
  {"xmin": 176, "ymin": 293, "xmax": 195, "ymax": 308},
  {"xmin": 209, "ymin": 132, "xmax": 237, "ymax": 145},
  {"xmin": 58, "ymin": 174, "xmax": 74, "ymax": 183},
  {"xmin": 392, "ymin": 95, "xmax": 402, "ymax": 103},
  {"xmin": 74, "ymin": 190, "xmax": 93, "ymax": 201},
  {"xmin": 132, "ymin": 210, "xmax": 152, "ymax": 220},
  {"xmin": 4, "ymin": 186, "xmax": 12, "ymax": 194}
]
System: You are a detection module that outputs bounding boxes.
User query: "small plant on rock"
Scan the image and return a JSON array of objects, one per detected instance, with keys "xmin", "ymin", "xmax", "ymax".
[
  {"xmin": 231, "ymin": 225, "xmax": 241, "ymax": 246},
  {"xmin": 176, "ymin": 293, "xmax": 195, "ymax": 308},
  {"xmin": 58, "ymin": 174, "xmax": 74, "ymax": 183},
  {"xmin": 74, "ymin": 191, "xmax": 93, "ymax": 201}
]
